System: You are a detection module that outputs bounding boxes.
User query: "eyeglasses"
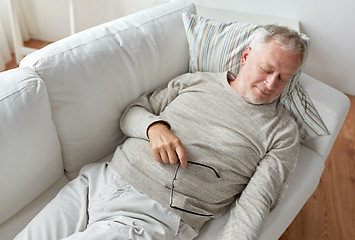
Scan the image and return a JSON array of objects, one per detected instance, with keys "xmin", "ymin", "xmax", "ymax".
[{"xmin": 170, "ymin": 161, "xmax": 220, "ymax": 217}]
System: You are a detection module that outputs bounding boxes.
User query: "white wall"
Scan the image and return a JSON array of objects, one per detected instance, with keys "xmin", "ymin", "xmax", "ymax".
[
  {"xmin": 5, "ymin": 0, "xmax": 355, "ymax": 94},
  {"xmin": 24, "ymin": 0, "xmax": 154, "ymax": 41}
]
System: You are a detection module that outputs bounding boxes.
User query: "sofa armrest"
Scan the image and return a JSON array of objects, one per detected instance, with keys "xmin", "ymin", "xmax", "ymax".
[
  {"xmin": 0, "ymin": 67, "xmax": 63, "ymax": 225},
  {"xmin": 300, "ymin": 73, "xmax": 350, "ymax": 161}
]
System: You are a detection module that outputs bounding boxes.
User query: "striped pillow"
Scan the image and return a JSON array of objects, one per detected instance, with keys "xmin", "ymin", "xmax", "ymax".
[
  {"xmin": 182, "ymin": 12, "xmax": 329, "ymax": 142},
  {"xmin": 281, "ymin": 82, "xmax": 329, "ymax": 141}
]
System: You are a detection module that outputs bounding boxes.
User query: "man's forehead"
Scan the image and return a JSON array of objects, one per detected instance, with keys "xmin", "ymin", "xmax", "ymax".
[{"xmin": 261, "ymin": 62, "xmax": 294, "ymax": 73}]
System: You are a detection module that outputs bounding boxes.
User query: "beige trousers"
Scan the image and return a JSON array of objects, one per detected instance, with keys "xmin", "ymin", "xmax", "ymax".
[{"xmin": 15, "ymin": 162, "xmax": 198, "ymax": 240}]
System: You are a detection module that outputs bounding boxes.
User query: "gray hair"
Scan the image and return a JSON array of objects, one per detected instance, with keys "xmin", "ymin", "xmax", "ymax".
[{"xmin": 249, "ymin": 24, "xmax": 309, "ymax": 68}]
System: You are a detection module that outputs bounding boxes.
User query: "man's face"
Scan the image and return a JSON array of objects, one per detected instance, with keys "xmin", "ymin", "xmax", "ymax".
[{"xmin": 230, "ymin": 40, "xmax": 302, "ymax": 104}]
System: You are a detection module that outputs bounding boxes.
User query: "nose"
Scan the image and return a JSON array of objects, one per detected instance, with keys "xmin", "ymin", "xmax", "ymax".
[{"xmin": 264, "ymin": 73, "xmax": 278, "ymax": 90}]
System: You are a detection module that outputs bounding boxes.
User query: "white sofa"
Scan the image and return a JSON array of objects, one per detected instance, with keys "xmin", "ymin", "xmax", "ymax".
[{"xmin": 0, "ymin": 1, "xmax": 350, "ymax": 239}]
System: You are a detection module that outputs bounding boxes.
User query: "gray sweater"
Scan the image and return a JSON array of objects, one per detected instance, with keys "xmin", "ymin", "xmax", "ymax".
[{"xmin": 109, "ymin": 71, "xmax": 299, "ymax": 239}]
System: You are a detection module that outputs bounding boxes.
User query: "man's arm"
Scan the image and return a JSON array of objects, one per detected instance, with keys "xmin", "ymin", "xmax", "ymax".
[
  {"xmin": 218, "ymin": 120, "xmax": 300, "ymax": 240},
  {"xmin": 120, "ymin": 73, "xmax": 191, "ymax": 167}
]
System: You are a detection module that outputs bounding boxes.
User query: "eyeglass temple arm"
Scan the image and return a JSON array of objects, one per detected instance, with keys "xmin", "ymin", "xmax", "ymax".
[{"xmin": 186, "ymin": 161, "xmax": 220, "ymax": 178}]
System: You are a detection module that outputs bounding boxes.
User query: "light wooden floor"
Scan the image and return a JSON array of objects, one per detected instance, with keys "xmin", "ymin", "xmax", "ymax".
[
  {"xmin": 3, "ymin": 39, "xmax": 355, "ymax": 240},
  {"xmin": 4, "ymin": 39, "xmax": 51, "ymax": 71}
]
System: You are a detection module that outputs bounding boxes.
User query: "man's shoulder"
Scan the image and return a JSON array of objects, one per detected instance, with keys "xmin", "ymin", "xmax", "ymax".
[{"xmin": 172, "ymin": 71, "xmax": 227, "ymax": 89}]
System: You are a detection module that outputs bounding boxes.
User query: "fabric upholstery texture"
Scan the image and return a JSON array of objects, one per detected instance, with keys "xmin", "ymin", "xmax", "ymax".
[
  {"xmin": 0, "ymin": 67, "xmax": 63, "ymax": 224},
  {"xmin": 20, "ymin": 2, "xmax": 196, "ymax": 174},
  {"xmin": 182, "ymin": 12, "xmax": 329, "ymax": 141}
]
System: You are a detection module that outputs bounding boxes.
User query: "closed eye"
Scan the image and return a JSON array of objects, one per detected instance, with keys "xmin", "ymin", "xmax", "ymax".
[{"xmin": 259, "ymin": 66, "xmax": 272, "ymax": 74}]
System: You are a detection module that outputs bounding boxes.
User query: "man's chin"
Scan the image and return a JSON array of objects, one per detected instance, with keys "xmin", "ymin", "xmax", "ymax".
[
  {"xmin": 246, "ymin": 91, "xmax": 280, "ymax": 105},
  {"xmin": 244, "ymin": 94, "xmax": 269, "ymax": 105}
]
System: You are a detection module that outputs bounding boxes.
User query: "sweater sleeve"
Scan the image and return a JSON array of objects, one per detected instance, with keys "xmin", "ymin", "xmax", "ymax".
[
  {"xmin": 218, "ymin": 120, "xmax": 300, "ymax": 240},
  {"xmin": 120, "ymin": 73, "xmax": 190, "ymax": 140}
]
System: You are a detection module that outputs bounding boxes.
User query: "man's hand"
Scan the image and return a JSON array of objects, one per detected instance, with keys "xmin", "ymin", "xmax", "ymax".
[{"xmin": 147, "ymin": 122, "xmax": 188, "ymax": 168}]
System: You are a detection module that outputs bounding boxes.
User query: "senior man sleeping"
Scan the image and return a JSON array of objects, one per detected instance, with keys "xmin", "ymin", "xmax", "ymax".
[{"xmin": 15, "ymin": 24, "xmax": 306, "ymax": 240}]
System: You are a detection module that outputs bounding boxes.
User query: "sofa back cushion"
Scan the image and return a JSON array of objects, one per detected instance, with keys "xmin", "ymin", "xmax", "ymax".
[
  {"xmin": 0, "ymin": 67, "xmax": 63, "ymax": 224},
  {"xmin": 21, "ymin": 2, "xmax": 196, "ymax": 174}
]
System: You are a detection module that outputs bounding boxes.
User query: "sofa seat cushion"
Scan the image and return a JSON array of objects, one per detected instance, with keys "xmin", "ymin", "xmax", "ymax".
[
  {"xmin": 0, "ymin": 67, "xmax": 63, "ymax": 224},
  {"xmin": 0, "ymin": 176, "xmax": 69, "ymax": 240}
]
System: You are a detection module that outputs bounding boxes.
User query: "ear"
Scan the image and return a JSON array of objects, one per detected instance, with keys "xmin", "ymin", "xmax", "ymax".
[{"xmin": 240, "ymin": 47, "xmax": 251, "ymax": 65}]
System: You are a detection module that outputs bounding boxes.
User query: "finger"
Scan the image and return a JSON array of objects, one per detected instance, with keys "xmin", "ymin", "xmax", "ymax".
[
  {"xmin": 151, "ymin": 148, "xmax": 162, "ymax": 163},
  {"xmin": 175, "ymin": 146, "xmax": 188, "ymax": 168},
  {"xmin": 167, "ymin": 148, "xmax": 179, "ymax": 165},
  {"xmin": 159, "ymin": 150, "xmax": 169, "ymax": 164},
  {"xmin": 150, "ymin": 141, "xmax": 162, "ymax": 163}
]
